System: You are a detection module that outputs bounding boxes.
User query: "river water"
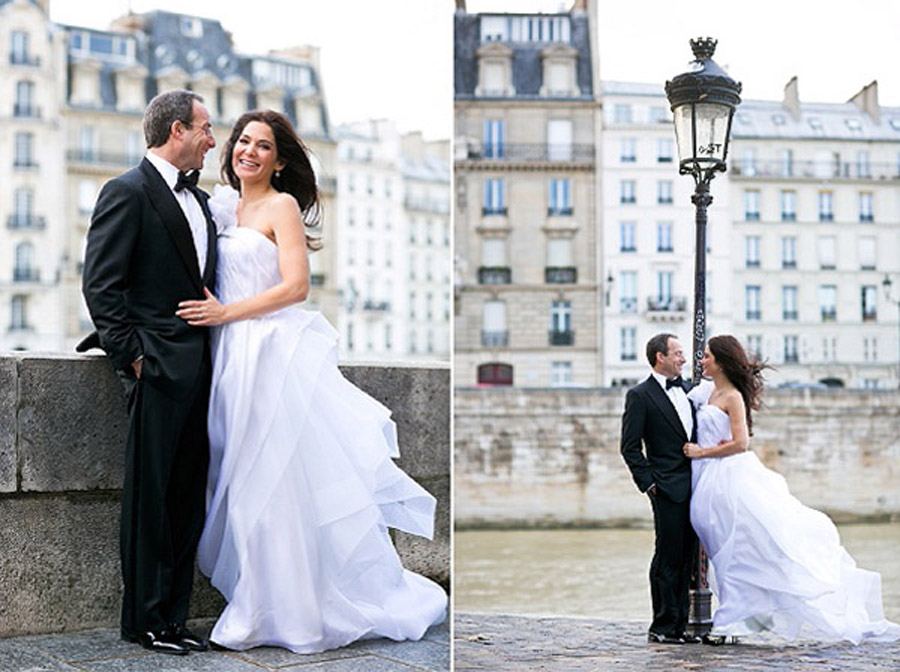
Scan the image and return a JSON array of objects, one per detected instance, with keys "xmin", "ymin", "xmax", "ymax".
[{"xmin": 455, "ymin": 523, "xmax": 900, "ymax": 622}]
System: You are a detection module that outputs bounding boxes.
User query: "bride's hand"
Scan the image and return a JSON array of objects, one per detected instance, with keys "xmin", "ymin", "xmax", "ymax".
[
  {"xmin": 683, "ymin": 442, "xmax": 704, "ymax": 459},
  {"xmin": 176, "ymin": 287, "xmax": 229, "ymax": 326}
]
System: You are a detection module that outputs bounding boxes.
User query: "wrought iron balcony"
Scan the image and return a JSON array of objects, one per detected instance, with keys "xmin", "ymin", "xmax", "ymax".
[
  {"xmin": 406, "ymin": 197, "xmax": 450, "ymax": 214},
  {"xmin": 620, "ymin": 297, "xmax": 637, "ymax": 313},
  {"xmin": 13, "ymin": 103, "xmax": 40, "ymax": 117},
  {"xmin": 309, "ymin": 273, "xmax": 325, "ymax": 287},
  {"xmin": 362, "ymin": 300, "xmax": 391, "ymax": 312},
  {"xmin": 547, "ymin": 206, "xmax": 573, "ymax": 216},
  {"xmin": 746, "ymin": 259, "xmax": 760, "ymax": 269},
  {"xmin": 745, "ymin": 310, "xmax": 762, "ymax": 321},
  {"xmin": 549, "ymin": 329, "xmax": 574, "ymax": 346},
  {"xmin": 819, "ymin": 213, "xmax": 834, "ymax": 222},
  {"xmin": 13, "ymin": 268, "xmax": 40, "ymax": 283},
  {"xmin": 66, "ymin": 150, "xmax": 140, "ymax": 167},
  {"xmin": 481, "ymin": 330, "xmax": 509, "ymax": 347},
  {"xmin": 465, "ymin": 143, "xmax": 595, "ymax": 163},
  {"xmin": 781, "ymin": 212, "xmax": 796, "ymax": 222},
  {"xmin": 477, "ymin": 266, "xmax": 511, "ymax": 285},
  {"xmin": 862, "ymin": 309, "xmax": 877, "ymax": 322},
  {"xmin": 744, "ymin": 211, "xmax": 760, "ymax": 221},
  {"xmin": 481, "ymin": 206, "xmax": 508, "ymax": 216},
  {"xmin": 13, "ymin": 158, "xmax": 38, "ymax": 169},
  {"xmin": 821, "ymin": 309, "xmax": 837, "ymax": 322},
  {"xmin": 731, "ymin": 160, "xmax": 900, "ymax": 181},
  {"xmin": 10, "ymin": 52, "xmax": 41, "ymax": 66},
  {"xmin": 647, "ymin": 296, "xmax": 687, "ymax": 312},
  {"xmin": 782, "ymin": 260, "xmax": 797, "ymax": 269},
  {"xmin": 545, "ymin": 266, "xmax": 577, "ymax": 284},
  {"xmin": 782, "ymin": 310, "xmax": 798, "ymax": 321},
  {"xmin": 7, "ymin": 214, "xmax": 46, "ymax": 230},
  {"xmin": 784, "ymin": 352, "xmax": 799, "ymax": 363},
  {"xmin": 859, "ymin": 213, "xmax": 874, "ymax": 223}
]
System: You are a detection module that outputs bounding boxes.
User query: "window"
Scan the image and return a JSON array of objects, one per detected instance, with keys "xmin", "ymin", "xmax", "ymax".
[
  {"xmin": 657, "ymin": 180, "xmax": 673, "ymax": 205},
  {"xmin": 10, "ymin": 295, "xmax": 28, "ymax": 330},
  {"xmin": 657, "ymin": 138, "xmax": 673, "ymax": 163},
  {"xmin": 366, "ymin": 175, "xmax": 374, "ymax": 195},
  {"xmin": 782, "ymin": 236, "xmax": 797, "ymax": 269},
  {"xmin": 822, "ymin": 337, "xmax": 837, "ymax": 362},
  {"xmin": 620, "ymin": 327, "xmax": 637, "ymax": 361},
  {"xmin": 859, "ymin": 236, "xmax": 876, "ymax": 270},
  {"xmin": 550, "ymin": 362, "xmax": 573, "ymax": 387},
  {"xmin": 857, "ymin": 150, "xmax": 871, "ymax": 177},
  {"xmin": 366, "ymin": 240, "xmax": 374, "ymax": 266},
  {"xmin": 548, "ymin": 178, "xmax": 572, "ymax": 215},
  {"xmin": 477, "ymin": 362, "xmax": 513, "ymax": 386},
  {"xmin": 818, "ymin": 191, "xmax": 833, "ymax": 222},
  {"xmin": 347, "ymin": 240, "xmax": 355, "ymax": 266},
  {"xmin": 772, "ymin": 113, "xmax": 786, "ymax": 126},
  {"xmin": 619, "ymin": 221, "xmax": 636, "ymax": 252},
  {"xmin": 656, "ymin": 271, "xmax": 673, "ymax": 303},
  {"xmin": 863, "ymin": 337, "xmax": 878, "ymax": 362},
  {"xmin": 784, "ymin": 335, "xmax": 799, "ymax": 363},
  {"xmin": 818, "ymin": 236, "xmax": 836, "ymax": 270},
  {"xmin": 657, "ymin": 222, "xmax": 673, "ymax": 252},
  {"xmin": 483, "ymin": 178, "xmax": 506, "ymax": 214},
  {"xmin": 859, "ymin": 192, "xmax": 874, "ymax": 222},
  {"xmin": 384, "ymin": 324, "xmax": 392, "ymax": 351},
  {"xmin": 546, "ymin": 238, "xmax": 574, "ymax": 281},
  {"xmin": 126, "ymin": 131, "xmax": 142, "ymax": 165},
  {"xmin": 613, "ymin": 104, "xmax": 632, "ymax": 124},
  {"xmin": 780, "ymin": 190, "xmax": 796, "ymax": 221},
  {"xmin": 807, "ymin": 117, "xmax": 823, "ymax": 132},
  {"xmin": 14, "ymin": 132, "xmax": 33, "ymax": 167},
  {"xmin": 14, "ymin": 187, "xmax": 33, "ymax": 216},
  {"xmin": 14, "ymin": 80, "xmax": 35, "ymax": 116},
  {"xmin": 819, "ymin": 285, "xmax": 837, "ymax": 322},
  {"xmin": 846, "ymin": 118, "xmax": 863, "ymax": 132},
  {"xmin": 11, "ymin": 31, "xmax": 30, "ymax": 64},
  {"xmin": 80, "ymin": 126, "xmax": 96, "ymax": 162},
  {"xmin": 482, "ymin": 15, "xmax": 572, "ymax": 43},
  {"xmin": 480, "ymin": 238, "xmax": 508, "ymax": 279},
  {"xmin": 745, "ymin": 236, "xmax": 761, "ymax": 268},
  {"xmin": 650, "ymin": 106, "xmax": 668, "ymax": 123},
  {"xmin": 779, "ymin": 148, "xmax": 793, "ymax": 177},
  {"xmin": 620, "ymin": 180, "xmax": 636, "ymax": 204},
  {"xmin": 744, "ymin": 190, "xmax": 760, "ymax": 220},
  {"xmin": 14, "ymin": 242, "xmax": 35, "ymax": 281},
  {"xmin": 619, "ymin": 271, "xmax": 637, "ymax": 313},
  {"xmin": 741, "ymin": 148, "xmax": 756, "ymax": 176},
  {"xmin": 746, "ymin": 335, "xmax": 762, "ymax": 359},
  {"xmin": 862, "ymin": 285, "xmax": 877, "ymax": 322},
  {"xmin": 180, "ymin": 16, "xmax": 204, "ymax": 38},
  {"xmin": 745, "ymin": 286, "xmax": 761, "ymax": 321},
  {"xmin": 550, "ymin": 300, "xmax": 573, "ymax": 345},
  {"xmin": 483, "ymin": 119, "xmax": 505, "ymax": 158},
  {"xmin": 547, "ymin": 119, "xmax": 573, "ymax": 161},
  {"xmin": 782, "ymin": 286, "xmax": 798, "ymax": 321},
  {"xmin": 620, "ymin": 138, "xmax": 636, "ymax": 162}
]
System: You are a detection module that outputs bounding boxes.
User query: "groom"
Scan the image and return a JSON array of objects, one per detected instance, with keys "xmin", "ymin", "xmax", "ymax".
[
  {"xmin": 620, "ymin": 333, "xmax": 699, "ymax": 644},
  {"xmin": 80, "ymin": 90, "xmax": 217, "ymax": 655}
]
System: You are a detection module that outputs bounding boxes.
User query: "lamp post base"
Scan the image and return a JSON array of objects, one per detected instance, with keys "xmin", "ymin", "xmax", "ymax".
[{"xmin": 687, "ymin": 587, "xmax": 714, "ymax": 636}]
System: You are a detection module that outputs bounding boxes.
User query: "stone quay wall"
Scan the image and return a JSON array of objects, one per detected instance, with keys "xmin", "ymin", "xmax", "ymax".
[
  {"xmin": 455, "ymin": 386, "xmax": 900, "ymax": 528},
  {"xmin": 0, "ymin": 354, "xmax": 449, "ymax": 637}
]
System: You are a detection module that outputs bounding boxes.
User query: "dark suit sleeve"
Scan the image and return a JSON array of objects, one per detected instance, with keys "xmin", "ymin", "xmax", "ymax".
[
  {"xmin": 81, "ymin": 178, "xmax": 143, "ymax": 371},
  {"xmin": 621, "ymin": 387, "xmax": 654, "ymax": 493}
]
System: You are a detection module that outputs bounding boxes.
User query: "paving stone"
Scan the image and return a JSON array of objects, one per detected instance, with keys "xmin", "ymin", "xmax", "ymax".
[
  {"xmin": 0, "ymin": 638, "xmax": 80, "ymax": 671},
  {"xmin": 75, "ymin": 651, "xmax": 264, "ymax": 671},
  {"xmin": 277, "ymin": 655, "xmax": 424, "ymax": 671},
  {"xmin": 361, "ymin": 639, "xmax": 449, "ymax": 671}
]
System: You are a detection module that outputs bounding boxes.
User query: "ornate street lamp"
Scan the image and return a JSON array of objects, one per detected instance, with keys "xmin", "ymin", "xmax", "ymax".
[
  {"xmin": 883, "ymin": 275, "xmax": 900, "ymax": 388},
  {"xmin": 665, "ymin": 37, "xmax": 741, "ymax": 635}
]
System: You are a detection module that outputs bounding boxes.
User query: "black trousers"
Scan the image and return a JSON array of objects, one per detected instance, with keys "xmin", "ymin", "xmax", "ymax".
[
  {"xmin": 118, "ymin": 363, "xmax": 210, "ymax": 636},
  {"xmin": 648, "ymin": 490, "xmax": 696, "ymax": 636}
]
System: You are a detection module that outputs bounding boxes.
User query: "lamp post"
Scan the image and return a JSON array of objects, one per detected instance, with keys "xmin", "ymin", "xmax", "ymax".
[
  {"xmin": 884, "ymin": 275, "xmax": 900, "ymax": 388},
  {"xmin": 665, "ymin": 37, "xmax": 741, "ymax": 634}
]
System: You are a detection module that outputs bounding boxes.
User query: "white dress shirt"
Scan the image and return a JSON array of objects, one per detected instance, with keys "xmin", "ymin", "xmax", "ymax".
[
  {"xmin": 651, "ymin": 370, "xmax": 694, "ymax": 440},
  {"xmin": 145, "ymin": 151, "xmax": 208, "ymax": 275}
]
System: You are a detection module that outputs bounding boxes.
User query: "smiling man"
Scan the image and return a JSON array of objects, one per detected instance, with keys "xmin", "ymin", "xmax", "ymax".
[{"xmin": 80, "ymin": 90, "xmax": 218, "ymax": 656}]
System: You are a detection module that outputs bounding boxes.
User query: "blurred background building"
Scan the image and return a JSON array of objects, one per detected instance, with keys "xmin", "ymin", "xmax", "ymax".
[
  {"xmin": 0, "ymin": 0, "xmax": 450, "ymax": 362},
  {"xmin": 454, "ymin": 0, "xmax": 900, "ymax": 389}
]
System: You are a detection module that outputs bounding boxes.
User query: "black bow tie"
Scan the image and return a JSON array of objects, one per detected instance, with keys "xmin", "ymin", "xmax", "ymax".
[
  {"xmin": 665, "ymin": 376, "xmax": 684, "ymax": 390},
  {"xmin": 174, "ymin": 170, "xmax": 200, "ymax": 193}
]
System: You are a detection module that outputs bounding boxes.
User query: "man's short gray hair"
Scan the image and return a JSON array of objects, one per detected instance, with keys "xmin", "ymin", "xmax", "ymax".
[{"xmin": 143, "ymin": 90, "xmax": 204, "ymax": 148}]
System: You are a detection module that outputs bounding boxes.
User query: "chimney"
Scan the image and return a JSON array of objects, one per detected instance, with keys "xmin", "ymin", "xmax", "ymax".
[
  {"xmin": 783, "ymin": 76, "xmax": 800, "ymax": 120},
  {"xmin": 848, "ymin": 80, "xmax": 880, "ymax": 123},
  {"xmin": 455, "ymin": 0, "xmax": 466, "ymax": 11}
]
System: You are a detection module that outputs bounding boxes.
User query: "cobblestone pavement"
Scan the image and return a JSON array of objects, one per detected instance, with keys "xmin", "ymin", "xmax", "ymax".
[
  {"xmin": 455, "ymin": 613, "xmax": 900, "ymax": 671},
  {"xmin": 0, "ymin": 619, "xmax": 448, "ymax": 671}
]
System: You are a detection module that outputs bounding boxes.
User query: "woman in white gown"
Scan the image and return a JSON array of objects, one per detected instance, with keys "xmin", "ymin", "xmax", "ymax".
[
  {"xmin": 682, "ymin": 335, "xmax": 899, "ymax": 644},
  {"xmin": 175, "ymin": 110, "xmax": 447, "ymax": 653}
]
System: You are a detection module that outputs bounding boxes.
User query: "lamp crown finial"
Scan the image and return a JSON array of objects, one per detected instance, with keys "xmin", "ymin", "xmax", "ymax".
[{"xmin": 690, "ymin": 37, "xmax": 717, "ymax": 61}]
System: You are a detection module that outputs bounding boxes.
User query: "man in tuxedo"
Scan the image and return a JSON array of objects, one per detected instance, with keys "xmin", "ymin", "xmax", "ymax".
[
  {"xmin": 80, "ymin": 90, "xmax": 217, "ymax": 655},
  {"xmin": 620, "ymin": 333, "xmax": 699, "ymax": 645}
]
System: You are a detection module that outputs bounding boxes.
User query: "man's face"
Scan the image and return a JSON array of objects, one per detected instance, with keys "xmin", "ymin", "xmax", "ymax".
[
  {"xmin": 656, "ymin": 337, "xmax": 686, "ymax": 378},
  {"xmin": 180, "ymin": 101, "xmax": 216, "ymax": 171}
]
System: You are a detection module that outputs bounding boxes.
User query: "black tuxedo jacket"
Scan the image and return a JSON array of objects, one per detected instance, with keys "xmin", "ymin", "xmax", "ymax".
[
  {"xmin": 81, "ymin": 158, "xmax": 217, "ymax": 399},
  {"xmin": 620, "ymin": 375, "xmax": 698, "ymax": 503}
]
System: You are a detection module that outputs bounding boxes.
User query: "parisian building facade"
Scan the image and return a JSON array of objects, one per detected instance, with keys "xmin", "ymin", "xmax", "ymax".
[
  {"xmin": 0, "ymin": 0, "xmax": 339, "ymax": 353},
  {"xmin": 335, "ymin": 120, "xmax": 450, "ymax": 361},
  {"xmin": 454, "ymin": 0, "xmax": 603, "ymax": 387}
]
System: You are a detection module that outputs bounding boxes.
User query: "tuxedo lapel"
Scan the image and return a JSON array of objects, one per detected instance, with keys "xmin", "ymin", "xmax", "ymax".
[
  {"xmin": 644, "ymin": 376, "xmax": 689, "ymax": 442},
  {"xmin": 196, "ymin": 192, "xmax": 217, "ymax": 289},
  {"xmin": 139, "ymin": 159, "xmax": 203, "ymax": 293}
]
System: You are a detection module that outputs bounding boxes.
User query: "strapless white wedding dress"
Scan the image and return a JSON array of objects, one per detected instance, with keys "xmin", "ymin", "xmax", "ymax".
[
  {"xmin": 688, "ymin": 381, "xmax": 899, "ymax": 644},
  {"xmin": 196, "ymin": 186, "xmax": 447, "ymax": 653}
]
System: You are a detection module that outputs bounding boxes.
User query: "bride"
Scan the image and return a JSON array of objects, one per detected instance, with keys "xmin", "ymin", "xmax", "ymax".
[
  {"xmin": 174, "ymin": 110, "xmax": 447, "ymax": 653},
  {"xmin": 683, "ymin": 335, "xmax": 899, "ymax": 644}
]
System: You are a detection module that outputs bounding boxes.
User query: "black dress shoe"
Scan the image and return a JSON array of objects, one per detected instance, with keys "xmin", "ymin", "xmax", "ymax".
[
  {"xmin": 170, "ymin": 624, "xmax": 208, "ymax": 652},
  {"xmin": 702, "ymin": 633, "xmax": 728, "ymax": 646},
  {"xmin": 647, "ymin": 631, "xmax": 685, "ymax": 644},
  {"xmin": 680, "ymin": 633, "xmax": 702, "ymax": 644},
  {"xmin": 135, "ymin": 629, "xmax": 190, "ymax": 655}
]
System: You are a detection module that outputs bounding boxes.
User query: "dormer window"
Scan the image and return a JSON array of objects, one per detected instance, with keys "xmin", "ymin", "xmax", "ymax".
[
  {"xmin": 475, "ymin": 42, "xmax": 514, "ymax": 97},
  {"xmin": 890, "ymin": 119, "xmax": 900, "ymax": 131},
  {"xmin": 479, "ymin": 14, "xmax": 571, "ymax": 44},
  {"xmin": 181, "ymin": 17, "xmax": 204, "ymax": 38},
  {"xmin": 808, "ymin": 117, "xmax": 823, "ymax": 131},
  {"xmin": 772, "ymin": 114, "xmax": 786, "ymax": 126},
  {"xmin": 845, "ymin": 118, "xmax": 862, "ymax": 132},
  {"xmin": 540, "ymin": 44, "xmax": 578, "ymax": 98}
]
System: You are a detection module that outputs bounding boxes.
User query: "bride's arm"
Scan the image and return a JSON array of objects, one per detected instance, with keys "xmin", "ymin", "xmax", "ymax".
[
  {"xmin": 178, "ymin": 195, "xmax": 309, "ymax": 325},
  {"xmin": 684, "ymin": 393, "xmax": 750, "ymax": 458}
]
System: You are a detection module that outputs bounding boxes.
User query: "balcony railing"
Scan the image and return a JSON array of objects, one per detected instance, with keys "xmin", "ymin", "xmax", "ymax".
[
  {"xmin": 781, "ymin": 212, "xmax": 796, "ymax": 221},
  {"xmin": 731, "ymin": 160, "xmax": 900, "ymax": 181},
  {"xmin": 549, "ymin": 330, "xmax": 574, "ymax": 346},
  {"xmin": 782, "ymin": 260, "xmax": 797, "ymax": 269},
  {"xmin": 547, "ymin": 206, "xmax": 573, "ymax": 216},
  {"xmin": 647, "ymin": 296, "xmax": 687, "ymax": 312},
  {"xmin": 477, "ymin": 266, "xmax": 511, "ymax": 285},
  {"xmin": 745, "ymin": 212, "xmax": 760, "ymax": 221},
  {"xmin": 465, "ymin": 143, "xmax": 595, "ymax": 163},
  {"xmin": 784, "ymin": 352, "xmax": 799, "ymax": 363},
  {"xmin": 862, "ymin": 310, "xmax": 877, "ymax": 322},
  {"xmin": 746, "ymin": 310, "xmax": 762, "ymax": 321},
  {"xmin": 13, "ymin": 104, "xmax": 41, "ymax": 118},
  {"xmin": 13, "ymin": 158, "xmax": 38, "ymax": 169},
  {"xmin": 13, "ymin": 268, "xmax": 40, "ymax": 283},
  {"xmin": 620, "ymin": 297, "xmax": 637, "ymax": 313},
  {"xmin": 405, "ymin": 198, "xmax": 449, "ymax": 214},
  {"xmin": 66, "ymin": 149, "xmax": 141, "ymax": 167},
  {"xmin": 481, "ymin": 330, "xmax": 509, "ymax": 347},
  {"xmin": 7, "ymin": 214, "xmax": 46, "ymax": 230},
  {"xmin": 859, "ymin": 213, "xmax": 874, "ymax": 222},
  {"xmin": 821, "ymin": 309, "xmax": 837, "ymax": 322},
  {"xmin": 362, "ymin": 300, "xmax": 390, "ymax": 312},
  {"xmin": 10, "ymin": 52, "xmax": 41, "ymax": 66},
  {"xmin": 746, "ymin": 259, "xmax": 760, "ymax": 269},
  {"xmin": 819, "ymin": 213, "xmax": 834, "ymax": 222},
  {"xmin": 545, "ymin": 267, "xmax": 577, "ymax": 284},
  {"xmin": 310, "ymin": 273, "xmax": 325, "ymax": 287},
  {"xmin": 481, "ymin": 206, "xmax": 508, "ymax": 216},
  {"xmin": 782, "ymin": 310, "xmax": 798, "ymax": 321}
]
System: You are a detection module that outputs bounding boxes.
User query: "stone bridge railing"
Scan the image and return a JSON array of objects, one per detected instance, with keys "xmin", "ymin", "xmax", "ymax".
[{"xmin": 0, "ymin": 354, "xmax": 449, "ymax": 637}]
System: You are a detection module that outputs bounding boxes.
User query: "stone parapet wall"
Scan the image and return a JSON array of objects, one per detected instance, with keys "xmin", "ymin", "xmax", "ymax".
[
  {"xmin": 0, "ymin": 354, "xmax": 449, "ymax": 637},
  {"xmin": 455, "ymin": 386, "xmax": 900, "ymax": 528}
]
